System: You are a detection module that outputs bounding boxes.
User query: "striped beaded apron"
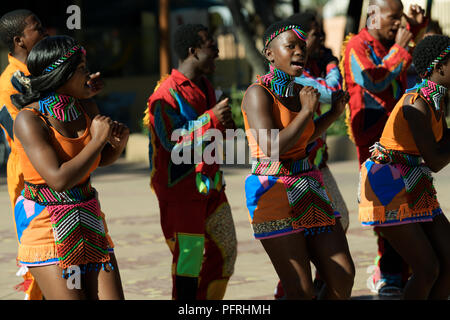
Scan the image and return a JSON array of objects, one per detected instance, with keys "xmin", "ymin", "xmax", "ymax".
[
  {"xmin": 369, "ymin": 142, "xmax": 439, "ymax": 216},
  {"xmin": 22, "ymin": 180, "xmax": 110, "ymax": 269},
  {"xmin": 251, "ymin": 158, "xmax": 336, "ymax": 235}
]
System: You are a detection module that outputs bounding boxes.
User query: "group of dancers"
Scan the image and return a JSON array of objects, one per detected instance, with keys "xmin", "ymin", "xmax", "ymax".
[{"xmin": 1, "ymin": 0, "xmax": 449, "ymax": 300}]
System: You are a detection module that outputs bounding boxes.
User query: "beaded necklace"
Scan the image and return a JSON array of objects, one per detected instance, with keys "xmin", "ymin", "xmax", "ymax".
[
  {"xmin": 406, "ymin": 79, "xmax": 447, "ymax": 111},
  {"xmin": 38, "ymin": 92, "xmax": 82, "ymax": 122},
  {"xmin": 259, "ymin": 64, "xmax": 296, "ymax": 97}
]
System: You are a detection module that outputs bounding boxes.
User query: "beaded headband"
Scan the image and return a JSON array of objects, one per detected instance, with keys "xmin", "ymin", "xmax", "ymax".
[
  {"xmin": 42, "ymin": 45, "xmax": 86, "ymax": 75},
  {"xmin": 422, "ymin": 45, "xmax": 450, "ymax": 78},
  {"xmin": 264, "ymin": 24, "xmax": 307, "ymax": 49}
]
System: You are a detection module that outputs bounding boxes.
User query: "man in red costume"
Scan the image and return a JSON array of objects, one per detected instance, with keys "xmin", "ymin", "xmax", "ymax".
[{"xmin": 145, "ymin": 24, "xmax": 237, "ymax": 300}]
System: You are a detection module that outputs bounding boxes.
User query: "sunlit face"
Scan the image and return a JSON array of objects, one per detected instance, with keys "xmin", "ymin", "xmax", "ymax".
[
  {"xmin": 195, "ymin": 30, "xmax": 219, "ymax": 75},
  {"xmin": 372, "ymin": 0, "xmax": 404, "ymax": 43},
  {"xmin": 56, "ymin": 55, "xmax": 92, "ymax": 99},
  {"xmin": 20, "ymin": 15, "xmax": 47, "ymax": 53},
  {"xmin": 265, "ymin": 30, "xmax": 307, "ymax": 77}
]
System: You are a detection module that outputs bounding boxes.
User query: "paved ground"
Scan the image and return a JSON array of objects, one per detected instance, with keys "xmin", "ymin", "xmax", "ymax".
[{"xmin": 0, "ymin": 158, "xmax": 449, "ymax": 300}]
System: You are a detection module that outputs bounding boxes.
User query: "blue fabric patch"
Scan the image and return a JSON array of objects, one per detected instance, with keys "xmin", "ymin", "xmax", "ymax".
[
  {"xmin": 170, "ymin": 89, "xmax": 199, "ymax": 121},
  {"xmin": 153, "ymin": 102, "xmax": 175, "ymax": 151},
  {"xmin": 0, "ymin": 105, "xmax": 13, "ymax": 141},
  {"xmin": 367, "ymin": 43, "xmax": 382, "ymax": 65},
  {"xmin": 350, "ymin": 52, "xmax": 403, "ymax": 93},
  {"xmin": 244, "ymin": 175, "xmax": 278, "ymax": 220},
  {"xmin": 14, "ymin": 196, "xmax": 46, "ymax": 243},
  {"xmin": 19, "ymin": 258, "xmax": 59, "ymax": 265},
  {"xmin": 365, "ymin": 161, "xmax": 405, "ymax": 206}
]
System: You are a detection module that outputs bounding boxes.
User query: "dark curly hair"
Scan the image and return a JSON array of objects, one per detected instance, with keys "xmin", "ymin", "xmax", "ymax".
[
  {"xmin": 413, "ymin": 34, "xmax": 450, "ymax": 78},
  {"xmin": 11, "ymin": 35, "xmax": 84, "ymax": 107},
  {"xmin": 173, "ymin": 23, "xmax": 208, "ymax": 61},
  {"xmin": 0, "ymin": 9, "xmax": 35, "ymax": 52}
]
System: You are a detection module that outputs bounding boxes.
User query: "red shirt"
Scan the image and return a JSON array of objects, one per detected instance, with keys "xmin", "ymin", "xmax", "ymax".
[
  {"xmin": 342, "ymin": 28, "xmax": 412, "ymax": 148},
  {"xmin": 147, "ymin": 69, "xmax": 225, "ymax": 201}
]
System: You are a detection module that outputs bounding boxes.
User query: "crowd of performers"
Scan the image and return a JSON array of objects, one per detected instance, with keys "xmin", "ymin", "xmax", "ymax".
[{"xmin": 0, "ymin": 0, "xmax": 450, "ymax": 300}]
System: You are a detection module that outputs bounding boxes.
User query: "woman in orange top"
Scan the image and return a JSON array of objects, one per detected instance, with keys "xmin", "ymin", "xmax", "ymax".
[
  {"xmin": 12, "ymin": 35, "xmax": 128, "ymax": 299},
  {"xmin": 358, "ymin": 34, "xmax": 450, "ymax": 299},
  {"xmin": 241, "ymin": 20, "xmax": 354, "ymax": 299}
]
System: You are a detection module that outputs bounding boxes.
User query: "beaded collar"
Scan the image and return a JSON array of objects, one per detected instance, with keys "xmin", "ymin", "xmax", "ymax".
[
  {"xmin": 259, "ymin": 64, "xmax": 296, "ymax": 97},
  {"xmin": 406, "ymin": 79, "xmax": 447, "ymax": 111},
  {"xmin": 38, "ymin": 92, "xmax": 82, "ymax": 122}
]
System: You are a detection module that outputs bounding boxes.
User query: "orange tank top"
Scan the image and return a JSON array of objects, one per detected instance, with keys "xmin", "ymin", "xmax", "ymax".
[
  {"xmin": 241, "ymin": 83, "xmax": 315, "ymax": 160},
  {"xmin": 380, "ymin": 92, "xmax": 444, "ymax": 155},
  {"xmin": 14, "ymin": 107, "xmax": 101, "ymax": 185}
]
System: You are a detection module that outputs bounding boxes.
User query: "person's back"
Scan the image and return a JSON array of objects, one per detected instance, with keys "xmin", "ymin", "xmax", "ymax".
[
  {"xmin": 379, "ymin": 92, "xmax": 444, "ymax": 155},
  {"xmin": 0, "ymin": 53, "xmax": 28, "ymax": 106},
  {"xmin": 0, "ymin": 10, "xmax": 46, "ymax": 209},
  {"xmin": 0, "ymin": 9, "xmax": 46, "ymax": 300}
]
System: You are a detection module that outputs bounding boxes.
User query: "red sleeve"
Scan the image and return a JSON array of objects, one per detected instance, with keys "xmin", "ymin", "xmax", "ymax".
[{"xmin": 346, "ymin": 40, "xmax": 412, "ymax": 93}]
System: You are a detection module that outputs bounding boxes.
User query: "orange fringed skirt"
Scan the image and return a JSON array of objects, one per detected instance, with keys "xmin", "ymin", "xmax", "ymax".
[{"xmin": 358, "ymin": 145, "xmax": 443, "ymax": 227}]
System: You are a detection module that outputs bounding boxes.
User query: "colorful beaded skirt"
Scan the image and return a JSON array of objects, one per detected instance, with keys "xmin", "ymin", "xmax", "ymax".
[
  {"xmin": 20, "ymin": 180, "xmax": 110, "ymax": 269},
  {"xmin": 358, "ymin": 142, "xmax": 442, "ymax": 227},
  {"xmin": 245, "ymin": 158, "xmax": 338, "ymax": 239}
]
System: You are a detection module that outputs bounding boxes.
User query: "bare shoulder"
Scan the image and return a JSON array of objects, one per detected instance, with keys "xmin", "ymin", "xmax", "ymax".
[
  {"xmin": 403, "ymin": 94, "xmax": 431, "ymax": 118},
  {"xmin": 412, "ymin": 94, "xmax": 429, "ymax": 111},
  {"xmin": 14, "ymin": 107, "xmax": 49, "ymax": 141},
  {"xmin": 242, "ymin": 84, "xmax": 273, "ymax": 113},
  {"xmin": 15, "ymin": 107, "xmax": 40, "ymax": 125}
]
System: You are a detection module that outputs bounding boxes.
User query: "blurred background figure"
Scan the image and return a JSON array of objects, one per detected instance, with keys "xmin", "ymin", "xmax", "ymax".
[{"xmin": 407, "ymin": 19, "xmax": 444, "ymax": 89}]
